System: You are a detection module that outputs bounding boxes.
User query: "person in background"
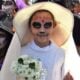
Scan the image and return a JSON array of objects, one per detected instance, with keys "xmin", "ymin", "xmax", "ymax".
[
  {"xmin": 71, "ymin": 3, "xmax": 80, "ymax": 55},
  {"xmin": 2, "ymin": 0, "xmax": 16, "ymax": 17},
  {"xmin": 1, "ymin": 0, "xmax": 17, "ymax": 33},
  {"xmin": 15, "ymin": 0, "xmax": 30, "ymax": 10},
  {"xmin": 0, "ymin": 0, "xmax": 3, "ymax": 9},
  {"xmin": 0, "ymin": 11, "xmax": 13, "ymax": 70}
]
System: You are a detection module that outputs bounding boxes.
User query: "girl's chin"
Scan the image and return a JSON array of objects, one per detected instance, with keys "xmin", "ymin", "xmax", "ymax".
[
  {"xmin": 37, "ymin": 40, "xmax": 49, "ymax": 44},
  {"xmin": 38, "ymin": 36, "xmax": 48, "ymax": 40}
]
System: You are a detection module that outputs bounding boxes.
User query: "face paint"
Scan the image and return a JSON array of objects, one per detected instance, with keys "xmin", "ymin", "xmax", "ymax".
[
  {"xmin": 31, "ymin": 21, "xmax": 53, "ymax": 29},
  {"xmin": 30, "ymin": 11, "xmax": 54, "ymax": 47},
  {"xmin": 32, "ymin": 13, "xmax": 53, "ymax": 24}
]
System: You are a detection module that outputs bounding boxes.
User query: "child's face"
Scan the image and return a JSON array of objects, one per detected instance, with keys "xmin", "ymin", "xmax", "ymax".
[{"xmin": 30, "ymin": 11, "xmax": 54, "ymax": 46}]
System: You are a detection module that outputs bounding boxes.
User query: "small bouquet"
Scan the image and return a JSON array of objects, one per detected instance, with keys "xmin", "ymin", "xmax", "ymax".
[{"xmin": 11, "ymin": 55, "xmax": 47, "ymax": 80}]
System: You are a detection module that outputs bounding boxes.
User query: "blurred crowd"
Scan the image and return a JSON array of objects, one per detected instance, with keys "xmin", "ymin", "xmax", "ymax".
[
  {"xmin": 0, "ymin": 0, "xmax": 80, "ymax": 69},
  {"xmin": 0, "ymin": 0, "xmax": 33, "ymax": 70}
]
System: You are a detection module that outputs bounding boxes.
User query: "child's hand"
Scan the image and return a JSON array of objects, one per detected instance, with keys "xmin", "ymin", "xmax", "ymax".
[{"xmin": 63, "ymin": 72, "xmax": 73, "ymax": 80}]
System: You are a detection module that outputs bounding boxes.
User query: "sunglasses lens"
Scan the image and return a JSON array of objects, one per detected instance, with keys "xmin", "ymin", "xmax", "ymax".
[
  {"xmin": 32, "ymin": 22, "xmax": 41, "ymax": 29},
  {"xmin": 44, "ymin": 22, "xmax": 52, "ymax": 29}
]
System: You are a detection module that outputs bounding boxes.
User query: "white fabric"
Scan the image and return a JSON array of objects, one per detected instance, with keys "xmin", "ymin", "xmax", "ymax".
[
  {"xmin": 62, "ymin": 33, "xmax": 80, "ymax": 80},
  {"xmin": 0, "ymin": 33, "xmax": 80, "ymax": 80},
  {"xmin": 21, "ymin": 41, "xmax": 65, "ymax": 80},
  {"xmin": 0, "ymin": 33, "xmax": 21, "ymax": 80}
]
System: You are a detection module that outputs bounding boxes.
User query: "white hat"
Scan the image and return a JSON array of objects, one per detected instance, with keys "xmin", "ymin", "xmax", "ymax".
[{"xmin": 13, "ymin": 2, "xmax": 74, "ymax": 46}]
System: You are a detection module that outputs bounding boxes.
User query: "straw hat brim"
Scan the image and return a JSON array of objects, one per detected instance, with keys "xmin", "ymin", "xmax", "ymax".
[{"xmin": 13, "ymin": 2, "xmax": 74, "ymax": 46}]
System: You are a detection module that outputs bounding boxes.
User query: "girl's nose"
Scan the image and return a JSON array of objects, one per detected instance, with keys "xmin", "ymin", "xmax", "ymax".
[{"xmin": 39, "ymin": 26, "xmax": 45, "ymax": 32}]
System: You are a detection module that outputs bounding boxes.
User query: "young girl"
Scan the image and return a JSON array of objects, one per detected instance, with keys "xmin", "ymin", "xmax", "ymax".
[
  {"xmin": 1, "ymin": 2, "xmax": 80, "ymax": 80},
  {"xmin": 20, "ymin": 9, "xmax": 65, "ymax": 80}
]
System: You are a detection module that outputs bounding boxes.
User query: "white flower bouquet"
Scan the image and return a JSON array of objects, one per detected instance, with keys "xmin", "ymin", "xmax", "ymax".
[{"xmin": 11, "ymin": 55, "xmax": 47, "ymax": 80}]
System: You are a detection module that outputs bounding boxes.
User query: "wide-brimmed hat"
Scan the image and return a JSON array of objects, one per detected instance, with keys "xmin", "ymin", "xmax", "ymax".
[{"xmin": 13, "ymin": 2, "xmax": 74, "ymax": 46}]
